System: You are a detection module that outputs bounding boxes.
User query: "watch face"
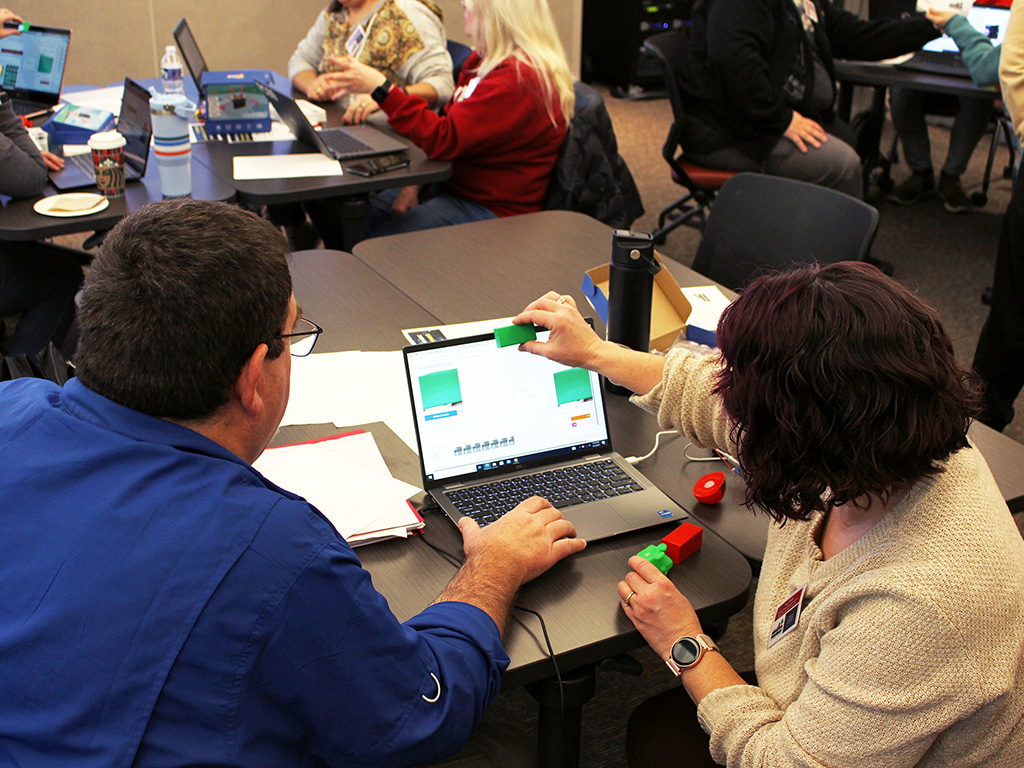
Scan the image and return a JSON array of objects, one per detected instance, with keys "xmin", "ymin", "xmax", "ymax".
[{"xmin": 671, "ymin": 637, "xmax": 701, "ymax": 667}]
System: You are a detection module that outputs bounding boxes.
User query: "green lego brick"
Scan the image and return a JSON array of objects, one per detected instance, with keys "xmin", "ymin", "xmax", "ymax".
[
  {"xmin": 636, "ymin": 543, "xmax": 674, "ymax": 575},
  {"xmin": 494, "ymin": 324, "xmax": 537, "ymax": 348}
]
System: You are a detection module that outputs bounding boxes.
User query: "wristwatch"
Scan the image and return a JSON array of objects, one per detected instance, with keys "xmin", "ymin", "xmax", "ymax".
[
  {"xmin": 665, "ymin": 633, "xmax": 719, "ymax": 676},
  {"xmin": 370, "ymin": 82, "xmax": 392, "ymax": 105}
]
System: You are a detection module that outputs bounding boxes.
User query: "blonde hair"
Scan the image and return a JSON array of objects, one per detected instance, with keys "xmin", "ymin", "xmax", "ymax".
[{"xmin": 467, "ymin": 0, "xmax": 575, "ymax": 125}]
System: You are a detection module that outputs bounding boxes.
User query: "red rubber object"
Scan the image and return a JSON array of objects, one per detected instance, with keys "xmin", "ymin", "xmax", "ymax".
[{"xmin": 693, "ymin": 472, "xmax": 726, "ymax": 504}]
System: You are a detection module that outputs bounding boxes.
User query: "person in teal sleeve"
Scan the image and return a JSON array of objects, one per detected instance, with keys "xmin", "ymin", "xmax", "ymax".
[{"xmin": 889, "ymin": 8, "xmax": 1009, "ymax": 212}]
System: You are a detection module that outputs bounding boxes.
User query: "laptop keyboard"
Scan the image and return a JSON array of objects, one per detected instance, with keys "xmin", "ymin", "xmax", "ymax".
[
  {"xmin": 320, "ymin": 128, "xmax": 374, "ymax": 156},
  {"xmin": 68, "ymin": 153, "xmax": 95, "ymax": 177},
  {"xmin": 445, "ymin": 459, "xmax": 643, "ymax": 527}
]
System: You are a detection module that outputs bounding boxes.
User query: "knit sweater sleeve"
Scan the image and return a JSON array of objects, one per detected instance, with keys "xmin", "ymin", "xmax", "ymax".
[
  {"xmin": 288, "ymin": 11, "xmax": 328, "ymax": 80},
  {"xmin": 945, "ymin": 14, "xmax": 1001, "ymax": 87},
  {"xmin": 0, "ymin": 95, "xmax": 47, "ymax": 198},
  {"xmin": 697, "ymin": 586, "xmax": 980, "ymax": 767},
  {"xmin": 629, "ymin": 348, "xmax": 738, "ymax": 457},
  {"xmin": 1000, "ymin": 0, "xmax": 1024, "ymax": 142}
]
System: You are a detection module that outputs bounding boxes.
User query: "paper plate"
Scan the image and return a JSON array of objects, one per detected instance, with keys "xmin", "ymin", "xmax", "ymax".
[{"xmin": 33, "ymin": 193, "xmax": 110, "ymax": 218}]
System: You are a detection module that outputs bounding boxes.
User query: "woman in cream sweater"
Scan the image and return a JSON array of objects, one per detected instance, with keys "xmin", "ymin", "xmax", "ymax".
[{"xmin": 515, "ymin": 261, "xmax": 1024, "ymax": 767}]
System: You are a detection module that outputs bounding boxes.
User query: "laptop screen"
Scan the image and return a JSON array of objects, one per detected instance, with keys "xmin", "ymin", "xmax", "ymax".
[
  {"xmin": 0, "ymin": 24, "xmax": 70, "ymax": 104},
  {"xmin": 405, "ymin": 330, "xmax": 611, "ymax": 484},
  {"xmin": 118, "ymin": 78, "xmax": 152, "ymax": 175},
  {"xmin": 922, "ymin": 4, "xmax": 1010, "ymax": 53},
  {"xmin": 173, "ymin": 18, "xmax": 208, "ymax": 89}
]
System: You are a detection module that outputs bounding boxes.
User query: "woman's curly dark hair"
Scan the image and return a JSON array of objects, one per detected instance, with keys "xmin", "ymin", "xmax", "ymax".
[{"xmin": 713, "ymin": 261, "xmax": 982, "ymax": 523}]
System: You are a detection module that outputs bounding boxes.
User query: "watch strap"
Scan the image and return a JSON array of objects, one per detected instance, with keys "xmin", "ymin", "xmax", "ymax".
[
  {"xmin": 665, "ymin": 633, "xmax": 719, "ymax": 676},
  {"xmin": 370, "ymin": 83, "xmax": 392, "ymax": 104}
]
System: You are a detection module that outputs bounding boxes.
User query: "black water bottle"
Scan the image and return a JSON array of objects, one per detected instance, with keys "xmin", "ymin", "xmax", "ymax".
[{"xmin": 606, "ymin": 230, "xmax": 660, "ymax": 395}]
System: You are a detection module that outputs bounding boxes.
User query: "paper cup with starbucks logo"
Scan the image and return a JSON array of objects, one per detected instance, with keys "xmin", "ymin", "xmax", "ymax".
[{"xmin": 87, "ymin": 130, "xmax": 127, "ymax": 198}]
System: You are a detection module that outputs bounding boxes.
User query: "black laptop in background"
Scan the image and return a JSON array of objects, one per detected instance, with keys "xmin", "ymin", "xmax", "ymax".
[
  {"xmin": 48, "ymin": 78, "xmax": 152, "ymax": 191},
  {"xmin": 253, "ymin": 80, "xmax": 408, "ymax": 161},
  {"xmin": 0, "ymin": 22, "xmax": 71, "ymax": 117}
]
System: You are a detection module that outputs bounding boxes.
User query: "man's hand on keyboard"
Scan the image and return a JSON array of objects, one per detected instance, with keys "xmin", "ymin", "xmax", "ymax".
[
  {"xmin": 460, "ymin": 496, "xmax": 586, "ymax": 585},
  {"xmin": 434, "ymin": 497, "xmax": 586, "ymax": 635}
]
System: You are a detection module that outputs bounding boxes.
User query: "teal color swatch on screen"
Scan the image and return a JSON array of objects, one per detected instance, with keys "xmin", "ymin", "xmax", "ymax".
[
  {"xmin": 419, "ymin": 369, "xmax": 463, "ymax": 410},
  {"xmin": 554, "ymin": 368, "xmax": 593, "ymax": 406}
]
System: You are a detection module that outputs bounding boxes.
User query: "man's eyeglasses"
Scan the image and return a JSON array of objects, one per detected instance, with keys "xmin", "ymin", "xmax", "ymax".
[{"xmin": 277, "ymin": 318, "xmax": 323, "ymax": 357}]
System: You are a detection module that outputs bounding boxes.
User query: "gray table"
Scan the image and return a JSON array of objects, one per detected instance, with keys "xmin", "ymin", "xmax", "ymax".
[
  {"xmin": 274, "ymin": 247, "xmax": 753, "ymax": 768},
  {"xmin": 0, "ymin": 147, "xmax": 236, "ymax": 242},
  {"xmin": 190, "ymin": 91, "xmax": 450, "ymax": 249}
]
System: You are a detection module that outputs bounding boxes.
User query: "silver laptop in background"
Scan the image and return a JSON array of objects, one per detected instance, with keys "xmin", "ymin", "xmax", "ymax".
[
  {"xmin": 253, "ymin": 80, "xmax": 408, "ymax": 161},
  {"xmin": 403, "ymin": 328, "xmax": 689, "ymax": 542}
]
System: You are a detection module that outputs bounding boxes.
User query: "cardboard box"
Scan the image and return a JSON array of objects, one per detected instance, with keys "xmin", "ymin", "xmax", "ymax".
[{"xmin": 581, "ymin": 252, "xmax": 693, "ymax": 352}]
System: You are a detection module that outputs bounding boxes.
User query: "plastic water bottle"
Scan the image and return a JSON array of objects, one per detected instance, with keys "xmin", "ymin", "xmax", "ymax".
[{"xmin": 161, "ymin": 45, "xmax": 184, "ymax": 95}]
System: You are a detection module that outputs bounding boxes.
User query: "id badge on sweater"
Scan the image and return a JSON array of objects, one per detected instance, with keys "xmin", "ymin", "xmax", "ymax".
[{"xmin": 767, "ymin": 583, "xmax": 807, "ymax": 649}]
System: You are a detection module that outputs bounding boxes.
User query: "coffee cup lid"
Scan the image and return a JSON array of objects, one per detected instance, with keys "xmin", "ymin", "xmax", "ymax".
[{"xmin": 88, "ymin": 131, "xmax": 127, "ymax": 150}]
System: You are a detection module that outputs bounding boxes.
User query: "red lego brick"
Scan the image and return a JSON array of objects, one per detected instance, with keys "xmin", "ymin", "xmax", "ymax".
[{"xmin": 661, "ymin": 522, "xmax": 703, "ymax": 564}]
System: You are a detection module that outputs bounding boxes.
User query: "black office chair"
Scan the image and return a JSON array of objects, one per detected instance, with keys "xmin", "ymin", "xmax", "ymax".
[
  {"xmin": 446, "ymin": 40, "xmax": 472, "ymax": 82},
  {"xmin": 691, "ymin": 173, "xmax": 880, "ymax": 291},
  {"xmin": 641, "ymin": 29, "xmax": 738, "ymax": 243}
]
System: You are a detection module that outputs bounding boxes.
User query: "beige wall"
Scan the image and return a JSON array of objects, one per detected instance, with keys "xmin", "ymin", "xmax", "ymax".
[{"xmin": 31, "ymin": 0, "xmax": 580, "ymax": 89}]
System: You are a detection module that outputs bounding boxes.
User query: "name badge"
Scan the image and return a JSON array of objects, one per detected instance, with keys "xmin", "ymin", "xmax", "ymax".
[
  {"xmin": 455, "ymin": 76, "xmax": 481, "ymax": 102},
  {"xmin": 345, "ymin": 25, "xmax": 367, "ymax": 56},
  {"xmin": 767, "ymin": 583, "xmax": 806, "ymax": 649}
]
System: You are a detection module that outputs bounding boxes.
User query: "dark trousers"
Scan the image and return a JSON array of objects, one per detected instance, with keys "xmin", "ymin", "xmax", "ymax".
[
  {"xmin": 625, "ymin": 670, "xmax": 758, "ymax": 768},
  {"xmin": 0, "ymin": 240, "xmax": 84, "ymax": 357},
  {"xmin": 973, "ymin": 167, "xmax": 1024, "ymax": 431}
]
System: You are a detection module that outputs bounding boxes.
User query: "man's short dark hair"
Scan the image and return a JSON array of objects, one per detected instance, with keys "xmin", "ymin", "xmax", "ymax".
[
  {"xmin": 75, "ymin": 199, "xmax": 292, "ymax": 421},
  {"xmin": 713, "ymin": 261, "xmax": 982, "ymax": 523}
]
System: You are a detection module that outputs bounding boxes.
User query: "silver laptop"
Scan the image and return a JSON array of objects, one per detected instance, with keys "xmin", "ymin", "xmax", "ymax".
[
  {"xmin": 403, "ymin": 328, "xmax": 689, "ymax": 542},
  {"xmin": 900, "ymin": 3, "xmax": 1010, "ymax": 76},
  {"xmin": 253, "ymin": 80, "xmax": 408, "ymax": 161},
  {"xmin": 49, "ymin": 78, "xmax": 151, "ymax": 190},
  {"xmin": 0, "ymin": 22, "xmax": 70, "ymax": 117}
]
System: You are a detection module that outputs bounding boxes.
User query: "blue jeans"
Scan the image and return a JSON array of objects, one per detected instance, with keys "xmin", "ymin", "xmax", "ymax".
[
  {"xmin": 890, "ymin": 87, "xmax": 993, "ymax": 177},
  {"xmin": 364, "ymin": 186, "xmax": 497, "ymax": 239}
]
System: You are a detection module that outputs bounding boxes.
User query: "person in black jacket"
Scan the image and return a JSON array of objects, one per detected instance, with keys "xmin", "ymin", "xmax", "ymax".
[
  {"xmin": 677, "ymin": 0, "xmax": 938, "ymax": 198},
  {"xmin": 0, "ymin": 8, "xmax": 84, "ymax": 358}
]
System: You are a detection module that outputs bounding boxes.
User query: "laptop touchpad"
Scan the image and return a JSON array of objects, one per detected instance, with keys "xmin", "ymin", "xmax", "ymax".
[{"xmin": 570, "ymin": 501, "xmax": 631, "ymax": 540}]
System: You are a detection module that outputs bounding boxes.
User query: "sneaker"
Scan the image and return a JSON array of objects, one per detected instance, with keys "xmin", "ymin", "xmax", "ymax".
[
  {"xmin": 888, "ymin": 171, "xmax": 935, "ymax": 205},
  {"xmin": 937, "ymin": 173, "xmax": 972, "ymax": 213}
]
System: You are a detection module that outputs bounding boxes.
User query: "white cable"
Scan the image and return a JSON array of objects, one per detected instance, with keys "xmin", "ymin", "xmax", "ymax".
[
  {"xmin": 682, "ymin": 443, "xmax": 724, "ymax": 463},
  {"xmin": 626, "ymin": 430, "xmax": 678, "ymax": 464}
]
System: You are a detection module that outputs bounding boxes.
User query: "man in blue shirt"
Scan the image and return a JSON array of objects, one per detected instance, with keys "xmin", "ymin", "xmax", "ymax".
[{"xmin": 0, "ymin": 199, "xmax": 587, "ymax": 767}]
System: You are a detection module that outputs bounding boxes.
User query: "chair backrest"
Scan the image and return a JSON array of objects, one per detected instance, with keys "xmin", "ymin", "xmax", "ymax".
[
  {"xmin": 641, "ymin": 30, "xmax": 690, "ymax": 152},
  {"xmin": 642, "ymin": 29, "xmax": 735, "ymax": 190},
  {"xmin": 691, "ymin": 173, "xmax": 880, "ymax": 291},
  {"xmin": 447, "ymin": 40, "xmax": 473, "ymax": 82}
]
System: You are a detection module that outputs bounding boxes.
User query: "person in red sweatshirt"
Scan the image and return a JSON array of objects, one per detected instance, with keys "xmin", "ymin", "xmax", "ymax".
[{"xmin": 329, "ymin": 0, "xmax": 574, "ymax": 237}]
